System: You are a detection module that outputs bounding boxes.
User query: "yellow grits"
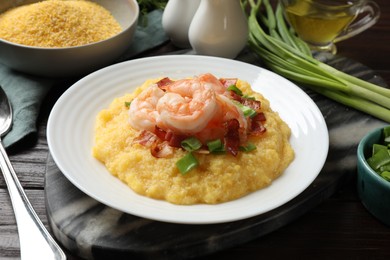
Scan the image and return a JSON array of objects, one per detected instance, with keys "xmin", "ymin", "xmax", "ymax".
[{"xmin": 92, "ymin": 78, "xmax": 294, "ymax": 205}]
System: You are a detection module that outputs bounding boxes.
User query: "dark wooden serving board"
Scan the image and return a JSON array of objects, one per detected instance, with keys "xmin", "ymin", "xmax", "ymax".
[{"xmin": 45, "ymin": 55, "xmax": 387, "ymax": 260}]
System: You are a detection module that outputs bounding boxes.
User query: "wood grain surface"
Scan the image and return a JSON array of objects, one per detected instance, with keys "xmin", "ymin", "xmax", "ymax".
[{"xmin": 1, "ymin": 0, "xmax": 390, "ymax": 259}]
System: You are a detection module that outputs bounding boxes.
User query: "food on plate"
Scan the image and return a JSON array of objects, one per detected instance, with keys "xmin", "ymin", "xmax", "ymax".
[
  {"xmin": 92, "ymin": 73, "xmax": 294, "ymax": 204},
  {"xmin": 0, "ymin": 0, "xmax": 121, "ymax": 47}
]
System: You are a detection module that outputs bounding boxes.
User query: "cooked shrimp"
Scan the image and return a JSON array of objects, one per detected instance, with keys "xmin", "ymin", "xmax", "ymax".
[
  {"xmin": 156, "ymin": 76, "xmax": 219, "ymax": 134},
  {"xmin": 195, "ymin": 94, "xmax": 248, "ymax": 142},
  {"xmin": 217, "ymin": 94, "xmax": 247, "ymax": 127},
  {"xmin": 128, "ymin": 84, "xmax": 165, "ymax": 132},
  {"xmin": 197, "ymin": 73, "xmax": 227, "ymax": 94},
  {"xmin": 129, "ymin": 73, "xmax": 248, "ymax": 143}
]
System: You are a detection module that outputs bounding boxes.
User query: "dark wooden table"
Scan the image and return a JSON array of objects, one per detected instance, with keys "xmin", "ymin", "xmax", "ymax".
[{"xmin": 1, "ymin": 0, "xmax": 390, "ymax": 259}]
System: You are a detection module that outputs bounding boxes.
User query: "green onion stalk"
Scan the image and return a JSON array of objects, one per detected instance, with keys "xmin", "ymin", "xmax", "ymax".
[{"xmin": 243, "ymin": 0, "xmax": 390, "ymax": 122}]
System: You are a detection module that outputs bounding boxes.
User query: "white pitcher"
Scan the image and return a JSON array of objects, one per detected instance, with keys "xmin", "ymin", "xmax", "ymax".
[
  {"xmin": 162, "ymin": 0, "xmax": 201, "ymax": 48},
  {"xmin": 188, "ymin": 0, "xmax": 249, "ymax": 58}
]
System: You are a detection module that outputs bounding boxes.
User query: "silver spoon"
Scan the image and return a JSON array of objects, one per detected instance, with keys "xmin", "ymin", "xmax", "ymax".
[{"xmin": 0, "ymin": 86, "xmax": 66, "ymax": 259}]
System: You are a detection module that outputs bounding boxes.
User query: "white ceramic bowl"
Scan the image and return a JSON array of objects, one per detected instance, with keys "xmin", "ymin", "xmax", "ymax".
[{"xmin": 0, "ymin": 0, "xmax": 139, "ymax": 77}]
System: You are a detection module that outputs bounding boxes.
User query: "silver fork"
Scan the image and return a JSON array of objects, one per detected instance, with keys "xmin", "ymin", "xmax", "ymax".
[{"xmin": 0, "ymin": 86, "xmax": 66, "ymax": 259}]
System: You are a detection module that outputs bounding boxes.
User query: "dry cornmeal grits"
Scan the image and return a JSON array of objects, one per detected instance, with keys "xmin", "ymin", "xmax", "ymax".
[
  {"xmin": 0, "ymin": 0, "xmax": 122, "ymax": 47},
  {"xmin": 92, "ymin": 78, "xmax": 294, "ymax": 205}
]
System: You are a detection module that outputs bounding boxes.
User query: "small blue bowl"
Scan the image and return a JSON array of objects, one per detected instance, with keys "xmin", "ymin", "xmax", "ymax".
[{"xmin": 357, "ymin": 126, "xmax": 390, "ymax": 226}]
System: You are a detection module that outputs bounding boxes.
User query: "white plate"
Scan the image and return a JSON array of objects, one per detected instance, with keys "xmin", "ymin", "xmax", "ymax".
[{"xmin": 47, "ymin": 55, "xmax": 329, "ymax": 224}]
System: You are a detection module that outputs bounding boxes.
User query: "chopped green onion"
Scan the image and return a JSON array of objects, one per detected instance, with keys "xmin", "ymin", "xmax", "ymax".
[
  {"xmin": 367, "ymin": 149, "xmax": 390, "ymax": 171},
  {"xmin": 181, "ymin": 137, "xmax": 202, "ymax": 152},
  {"xmin": 380, "ymin": 171, "xmax": 390, "ymax": 181},
  {"xmin": 176, "ymin": 152, "xmax": 199, "ymax": 175},
  {"xmin": 243, "ymin": 95, "xmax": 256, "ymax": 100},
  {"xmin": 124, "ymin": 101, "xmax": 132, "ymax": 108},
  {"xmin": 177, "ymin": 137, "xmax": 202, "ymax": 174},
  {"xmin": 373, "ymin": 144, "xmax": 387, "ymax": 155},
  {"xmin": 234, "ymin": 101, "xmax": 257, "ymax": 118},
  {"xmin": 379, "ymin": 164, "xmax": 390, "ymax": 172},
  {"xmin": 244, "ymin": 108, "xmax": 257, "ymax": 118},
  {"xmin": 207, "ymin": 139, "xmax": 226, "ymax": 153},
  {"xmin": 240, "ymin": 142, "xmax": 257, "ymax": 152},
  {"xmin": 241, "ymin": 105, "xmax": 257, "ymax": 118},
  {"xmin": 366, "ymin": 126, "xmax": 390, "ymax": 182},
  {"xmin": 384, "ymin": 126, "xmax": 390, "ymax": 144},
  {"xmin": 384, "ymin": 126, "xmax": 390, "ymax": 137},
  {"xmin": 227, "ymin": 85, "xmax": 243, "ymax": 96}
]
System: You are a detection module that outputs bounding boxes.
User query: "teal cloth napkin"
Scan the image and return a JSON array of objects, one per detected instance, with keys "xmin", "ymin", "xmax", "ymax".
[{"xmin": 1, "ymin": 10, "xmax": 168, "ymax": 150}]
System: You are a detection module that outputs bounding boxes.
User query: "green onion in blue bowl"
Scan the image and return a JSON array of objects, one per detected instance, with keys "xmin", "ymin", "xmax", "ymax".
[{"xmin": 357, "ymin": 125, "xmax": 390, "ymax": 226}]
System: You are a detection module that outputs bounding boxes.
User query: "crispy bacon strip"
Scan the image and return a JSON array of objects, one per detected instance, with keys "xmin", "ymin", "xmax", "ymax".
[
  {"xmin": 155, "ymin": 126, "xmax": 188, "ymax": 148},
  {"xmin": 156, "ymin": 77, "xmax": 174, "ymax": 91},
  {"xmin": 132, "ymin": 130, "xmax": 158, "ymax": 147},
  {"xmin": 228, "ymin": 90, "xmax": 243, "ymax": 102},
  {"xmin": 224, "ymin": 119, "xmax": 240, "ymax": 156},
  {"xmin": 151, "ymin": 141, "xmax": 174, "ymax": 158},
  {"xmin": 132, "ymin": 130, "xmax": 174, "ymax": 158},
  {"xmin": 243, "ymin": 99, "xmax": 261, "ymax": 111},
  {"xmin": 154, "ymin": 126, "xmax": 167, "ymax": 140},
  {"xmin": 165, "ymin": 131, "xmax": 188, "ymax": 148},
  {"xmin": 219, "ymin": 78, "xmax": 238, "ymax": 88},
  {"xmin": 250, "ymin": 112, "xmax": 266, "ymax": 135}
]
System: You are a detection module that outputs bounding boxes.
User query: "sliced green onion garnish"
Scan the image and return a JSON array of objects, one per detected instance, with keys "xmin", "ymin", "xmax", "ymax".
[
  {"xmin": 181, "ymin": 137, "xmax": 202, "ymax": 152},
  {"xmin": 234, "ymin": 101, "xmax": 257, "ymax": 118},
  {"xmin": 207, "ymin": 139, "xmax": 225, "ymax": 153},
  {"xmin": 239, "ymin": 142, "xmax": 257, "ymax": 152},
  {"xmin": 243, "ymin": 95, "xmax": 256, "ymax": 100},
  {"xmin": 244, "ymin": 108, "xmax": 257, "ymax": 118},
  {"xmin": 176, "ymin": 152, "xmax": 199, "ymax": 175},
  {"xmin": 124, "ymin": 101, "xmax": 132, "ymax": 108},
  {"xmin": 240, "ymin": 104, "xmax": 257, "ymax": 118},
  {"xmin": 227, "ymin": 85, "xmax": 243, "ymax": 96}
]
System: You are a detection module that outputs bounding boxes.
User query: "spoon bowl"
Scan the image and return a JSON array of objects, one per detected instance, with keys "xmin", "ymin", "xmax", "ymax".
[{"xmin": 0, "ymin": 87, "xmax": 12, "ymax": 136}]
